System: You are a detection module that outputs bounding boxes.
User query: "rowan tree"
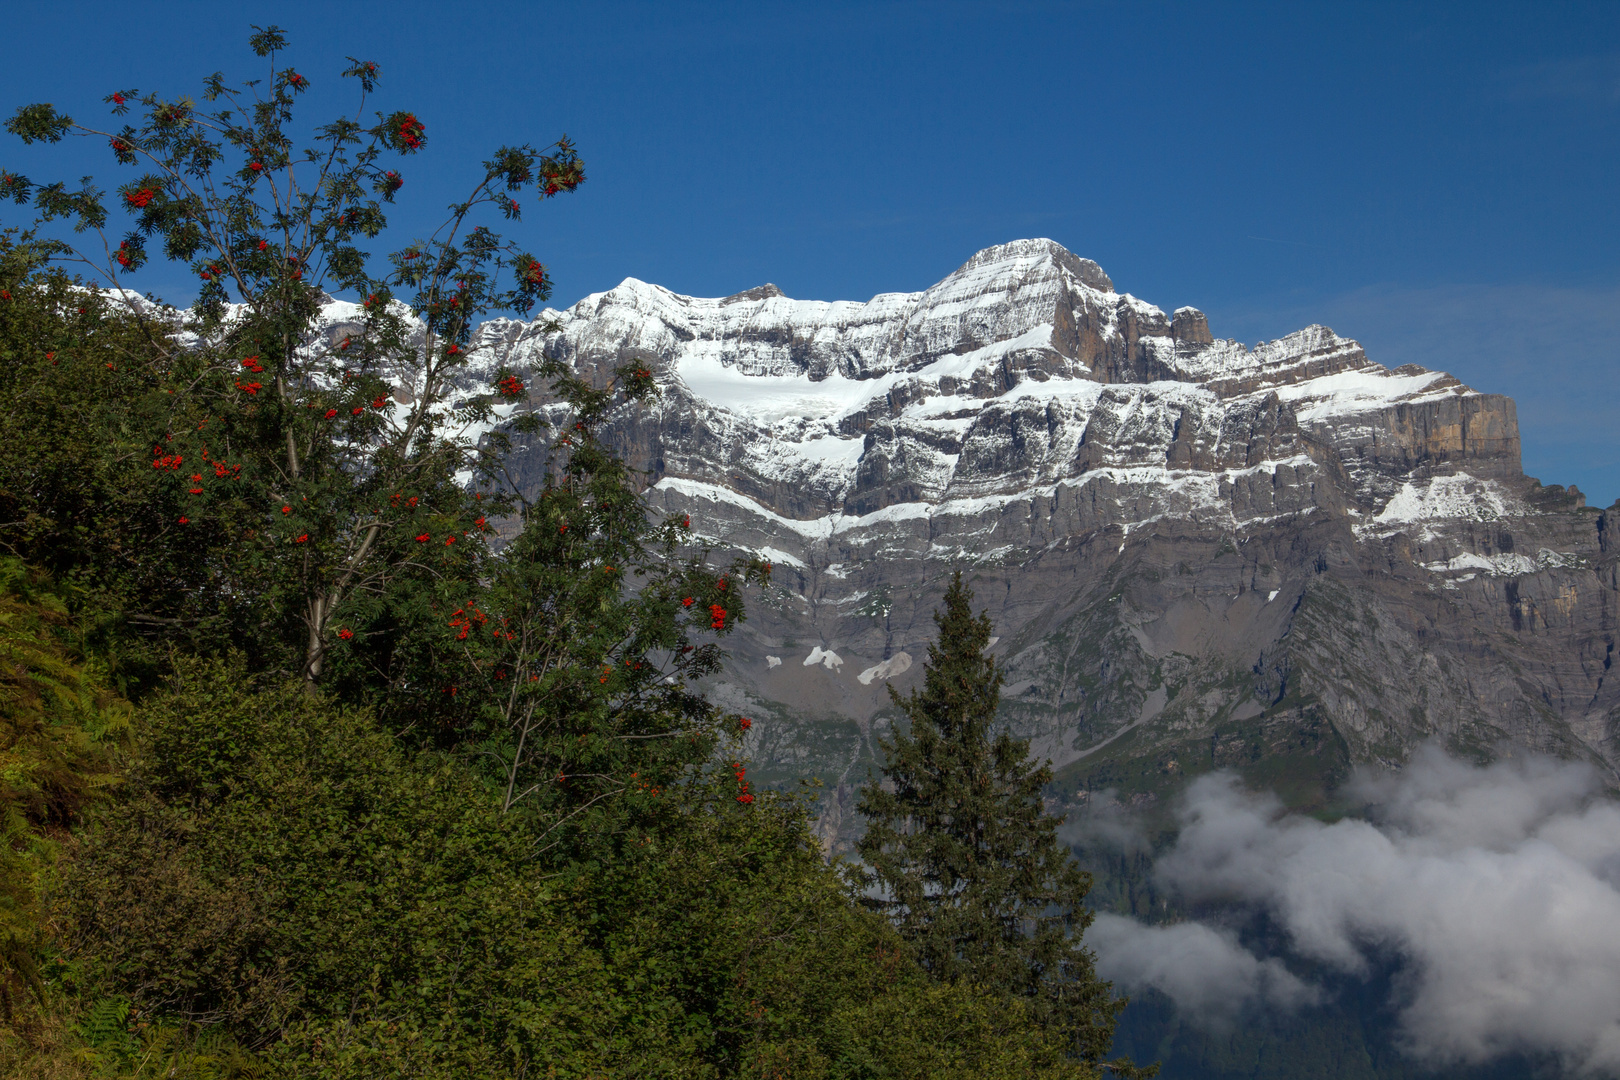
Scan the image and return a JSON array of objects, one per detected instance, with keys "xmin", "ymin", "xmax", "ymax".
[
  {"xmin": 1, "ymin": 26, "xmax": 582, "ymax": 688},
  {"xmin": 0, "ymin": 25, "xmax": 771, "ymax": 854},
  {"xmin": 380, "ymin": 349, "xmax": 772, "ymax": 858},
  {"xmin": 857, "ymin": 570, "xmax": 1153, "ymax": 1077}
]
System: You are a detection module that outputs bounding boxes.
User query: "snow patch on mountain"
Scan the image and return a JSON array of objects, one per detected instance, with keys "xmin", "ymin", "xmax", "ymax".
[
  {"xmin": 1422, "ymin": 548, "xmax": 1585, "ymax": 578},
  {"xmin": 658, "ymin": 451, "xmax": 1322, "ymax": 548},
  {"xmin": 858, "ymin": 652, "xmax": 913, "ymax": 685},
  {"xmin": 804, "ymin": 647, "xmax": 844, "ymax": 671},
  {"xmin": 1274, "ymin": 367, "xmax": 1459, "ymax": 423},
  {"xmin": 1370, "ymin": 475, "xmax": 1519, "ymax": 531}
]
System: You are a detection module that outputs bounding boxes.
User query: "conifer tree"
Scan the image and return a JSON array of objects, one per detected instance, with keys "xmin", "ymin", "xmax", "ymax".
[{"xmin": 857, "ymin": 570, "xmax": 1151, "ymax": 1076}]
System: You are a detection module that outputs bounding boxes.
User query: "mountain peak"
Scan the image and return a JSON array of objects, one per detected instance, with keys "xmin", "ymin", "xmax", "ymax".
[
  {"xmin": 956, "ymin": 238, "xmax": 1114, "ymax": 294},
  {"xmin": 721, "ymin": 283, "xmax": 785, "ymax": 305}
]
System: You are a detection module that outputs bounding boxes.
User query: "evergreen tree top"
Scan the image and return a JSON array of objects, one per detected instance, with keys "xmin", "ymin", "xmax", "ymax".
[
  {"xmin": 907, "ymin": 568, "xmax": 1004, "ymax": 743},
  {"xmin": 856, "ymin": 569, "xmax": 1154, "ymax": 1078}
]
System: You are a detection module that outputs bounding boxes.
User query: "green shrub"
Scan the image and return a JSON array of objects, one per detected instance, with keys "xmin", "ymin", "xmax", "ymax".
[{"xmin": 58, "ymin": 661, "xmax": 620, "ymax": 1077}]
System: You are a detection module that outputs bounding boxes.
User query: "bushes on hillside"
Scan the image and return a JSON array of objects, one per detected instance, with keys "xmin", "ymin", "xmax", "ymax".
[{"xmin": 47, "ymin": 660, "xmax": 1095, "ymax": 1079}]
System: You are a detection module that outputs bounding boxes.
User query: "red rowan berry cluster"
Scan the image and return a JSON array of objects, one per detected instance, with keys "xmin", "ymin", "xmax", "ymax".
[
  {"xmin": 447, "ymin": 605, "xmax": 487, "ymax": 641},
  {"xmin": 396, "ymin": 113, "xmax": 424, "ymax": 150}
]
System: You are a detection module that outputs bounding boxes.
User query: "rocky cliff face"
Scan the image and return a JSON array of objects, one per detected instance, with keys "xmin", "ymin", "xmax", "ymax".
[{"xmin": 453, "ymin": 239, "xmax": 1619, "ymax": 838}]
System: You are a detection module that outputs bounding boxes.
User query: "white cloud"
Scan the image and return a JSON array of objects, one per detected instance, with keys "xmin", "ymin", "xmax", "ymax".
[
  {"xmin": 1059, "ymin": 788, "xmax": 1152, "ymax": 856},
  {"xmin": 1089, "ymin": 913, "xmax": 1320, "ymax": 1028},
  {"xmin": 1090, "ymin": 746, "xmax": 1620, "ymax": 1073}
]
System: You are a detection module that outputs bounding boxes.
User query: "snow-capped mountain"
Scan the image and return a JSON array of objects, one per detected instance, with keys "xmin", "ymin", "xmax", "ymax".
[{"xmin": 457, "ymin": 238, "xmax": 1618, "ymax": 836}]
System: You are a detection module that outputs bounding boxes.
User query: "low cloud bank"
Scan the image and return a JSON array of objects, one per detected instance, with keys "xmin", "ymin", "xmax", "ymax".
[
  {"xmin": 1089, "ymin": 913, "xmax": 1320, "ymax": 1027},
  {"xmin": 1088, "ymin": 745, "xmax": 1620, "ymax": 1073}
]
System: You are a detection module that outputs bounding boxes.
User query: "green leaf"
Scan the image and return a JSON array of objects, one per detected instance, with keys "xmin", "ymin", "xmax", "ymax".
[{"xmin": 4, "ymin": 103, "xmax": 72, "ymax": 144}]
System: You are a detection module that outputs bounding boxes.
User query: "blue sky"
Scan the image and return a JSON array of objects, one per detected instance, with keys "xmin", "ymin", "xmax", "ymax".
[{"xmin": 4, "ymin": 0, "xmax": 1616, "ymax": 503}]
